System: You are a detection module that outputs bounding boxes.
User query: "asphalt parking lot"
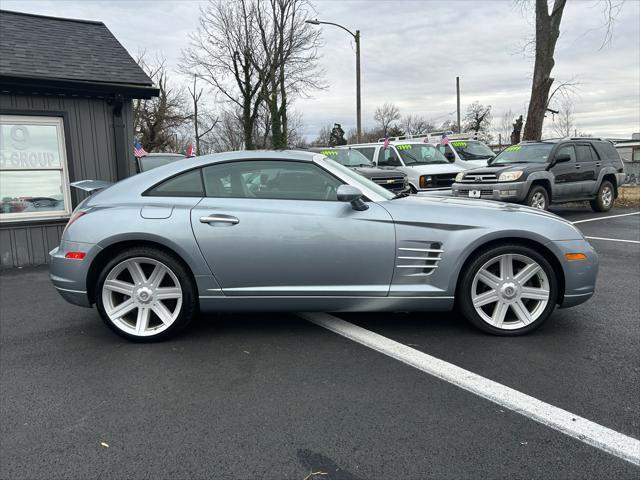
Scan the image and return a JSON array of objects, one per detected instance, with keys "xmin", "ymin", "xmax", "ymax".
[{"xmin": 1, "ymin": 207, "xmax": 638, "ymax": 479}]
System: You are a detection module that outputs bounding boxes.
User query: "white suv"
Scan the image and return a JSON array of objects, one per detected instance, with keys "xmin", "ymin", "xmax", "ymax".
[{"xmin": 341, "ymin": 141, "xmax": 465, "ymax": 193}]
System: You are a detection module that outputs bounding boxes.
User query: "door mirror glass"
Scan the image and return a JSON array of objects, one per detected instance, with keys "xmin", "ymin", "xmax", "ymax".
[
  {"xmin": 444, "ymin": 151, "xmax": 455, "ymax": 161},
  {"xmin": 337, "ymin": 185, "xmax": 368, "ymax": 211}
]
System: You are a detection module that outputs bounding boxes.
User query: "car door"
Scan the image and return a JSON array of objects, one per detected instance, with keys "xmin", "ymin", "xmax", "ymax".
[
  {"xmin": 551, "ymin": 144, "xmax": 580, "ymax": 199},
  {"xmin": 190, "ymin": 159, "xmax": 396, "ymax": 296},
  {"xmin": 574, "ymin": 143, "xmax": 599, "ymax": 196}
]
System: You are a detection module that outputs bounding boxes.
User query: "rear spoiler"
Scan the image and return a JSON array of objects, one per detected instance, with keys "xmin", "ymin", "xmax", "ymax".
[{"xmin": 70, "ymin": 180, "xmax": 113, "ymax": 193}]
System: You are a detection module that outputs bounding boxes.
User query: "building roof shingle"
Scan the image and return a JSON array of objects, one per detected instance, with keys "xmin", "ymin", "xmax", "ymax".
[{"xmin": 0, "ymin": 10, "xmax": 154, "ymax": 90}]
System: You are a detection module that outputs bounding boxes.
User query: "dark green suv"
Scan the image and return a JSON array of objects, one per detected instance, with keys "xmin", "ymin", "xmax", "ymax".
[{"xmin": 452, "ymin": 138, "xmax": 626, "ymax": 211}]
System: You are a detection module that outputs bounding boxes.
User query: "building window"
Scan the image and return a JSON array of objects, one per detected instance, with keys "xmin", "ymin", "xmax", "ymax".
[
  {"xmin": 633, "ymin": 147, "xmax": 640, "ymax": 162},
  {"xmin": 0, "ymin": 115, "xmax": 72, "ymax": 222}
]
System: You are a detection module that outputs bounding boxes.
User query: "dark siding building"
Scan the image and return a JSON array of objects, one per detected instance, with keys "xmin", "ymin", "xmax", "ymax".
[{"xmin": 0, "ymin": 10, "xmax": 158, "ymax": 268}]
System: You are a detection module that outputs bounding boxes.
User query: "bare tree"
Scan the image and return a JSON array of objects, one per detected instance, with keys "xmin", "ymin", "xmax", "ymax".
[
  {"xmin": 312, "ymin": 124, "xmax": 332, "ymax": 146},
  {"xmin": 133, "ymin": 52, "xmax": 189, "ymax": 152},
  {"xmin": 549, "ymin": 96, "xmax": 575, "ymax": 138},
  {"xmin": 188, "ymin": 75, "xmax": 219, "ymax": 155},
  {"xmin": 374, "ymin": 102, "xmax": 401, "ymax": 135},
  {"xmin": 464, "ymin": 101, "xmax": 493, "ymax": 142},
  {"xmin": 439, "ymin": 119, "xmax": 459, "ymax": 133},
  {"xmin": 209, "ymin": 108, "xmax": 246, "ymax": 152},
  {"xmin": 522, "ymin": 0, "xmax": 623, "ymax": 140},
  {"xmin": 254, "ymin": 0, "xmax": 324, "ymax": 148},
  {"xmin": 183, "ymin": 0, "xmax": 265, "ymax": 149},
  {"xmin": 498, "ymin": 109, "xmax": 515, "ymax": 146},
  {"xmin": 400, "ymin": 114, "xmax": 434, "ymax": 136}
]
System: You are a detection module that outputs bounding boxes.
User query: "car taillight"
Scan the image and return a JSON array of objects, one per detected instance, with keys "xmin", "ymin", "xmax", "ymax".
[
  {"xmin": 63, "ymin": 210, "xmax": 86, "ymax": 234},
  {"xmin": 64, "ymin": 252, "xmax": 86, "ymax": 260}
]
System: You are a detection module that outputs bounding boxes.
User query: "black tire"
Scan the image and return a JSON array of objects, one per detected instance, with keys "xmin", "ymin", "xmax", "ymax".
[
  {"xmin": 94, "ymin": 246, "xmax": 198, "ymax": 342},
  {"xmin": 589, "ymin": 180, "xmax": 614, "ymax": 212},
  {"xmin": 524, "ymin": 185, "xmax": 549, "ymax": 210},
  {"xmin": 458, "ymin": 244, "xmax": 558, "ymax": 336}
]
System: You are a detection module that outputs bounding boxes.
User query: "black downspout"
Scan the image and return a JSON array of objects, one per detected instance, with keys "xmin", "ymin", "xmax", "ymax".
[{"xmin": 111, "ymin": 94, "xmax": 129, "ymax": 180}]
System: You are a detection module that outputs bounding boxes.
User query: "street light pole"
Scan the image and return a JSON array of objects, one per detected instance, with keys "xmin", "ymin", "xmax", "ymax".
[{"xmin": 306, "ymin": 19, "xmax": 362, "ymax": 143}]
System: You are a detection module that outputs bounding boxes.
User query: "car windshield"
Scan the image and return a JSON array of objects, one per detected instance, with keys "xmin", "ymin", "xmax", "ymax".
[
  {"xmin": 395, "ymin": 144, "xmax": 449, "ymax": 165},
  {"xmin": 317, "ymin": 148, "xmax": 372, "ymax": 167},
  {"xmin": 444, "ymin": 140, "xmax": 495, "ymax": 160},
  {"xmin": 491, "ymin": 144, "xmax": 554, "ymax": 165},
  {"xmin": 321, "ymin": 157, "xmax": 395, "ymax": 200}
]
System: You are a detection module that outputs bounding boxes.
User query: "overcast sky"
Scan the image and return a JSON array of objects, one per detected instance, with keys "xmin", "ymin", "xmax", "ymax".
[{"xmin": 4, "ymin": 0, "xmax": 639, "ymax": 140}]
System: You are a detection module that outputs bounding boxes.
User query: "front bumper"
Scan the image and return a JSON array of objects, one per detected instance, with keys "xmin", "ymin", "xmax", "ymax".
[
  {"xmin": 49, "ymin": 241, "xmax": 100, "ymax": 308},
  {"xmin": 452, "ymin": 181, "xmax": 528, "ymax": 202},
  {"xmin": 549, "ymin": 239, "xmax": 599, "ymax": 308}
]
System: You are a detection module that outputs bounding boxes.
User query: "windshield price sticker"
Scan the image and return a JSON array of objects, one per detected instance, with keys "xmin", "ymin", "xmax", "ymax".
[
  {"xmin": 397, "ymin": 145, "xmax": 412, "ymax": 150},
  {"xmin": 451, "ymin": 141, "xmax": 467, "ymax": 147},
  {"xmin": 506, "ymin": 146, "xmax": 522, "ymax": 152},
  {"xmin": 320, "ymin": 150, "xmax": 338, "ymax": 156}
]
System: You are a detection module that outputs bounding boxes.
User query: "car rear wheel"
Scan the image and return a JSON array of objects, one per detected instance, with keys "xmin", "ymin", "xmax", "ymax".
[
  {"xmin": 590, "ymin": 180, "xmax": 614, "ymax": 212},
  {"xmin": 95, "ymin": 247, "xmax": 197, "ymax": 341},
  {"xmin": 458, "ymin": 244, "xmax": 558, "ymax": 335},
  {"xmin": 525, "ymin": 185, "xmax": 549, "ymax": 210}
]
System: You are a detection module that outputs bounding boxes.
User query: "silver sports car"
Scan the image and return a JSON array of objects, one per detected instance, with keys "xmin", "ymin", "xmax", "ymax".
[{"xmin": 49, "ymin": 150, "xmax": 598, "ymax": 341}]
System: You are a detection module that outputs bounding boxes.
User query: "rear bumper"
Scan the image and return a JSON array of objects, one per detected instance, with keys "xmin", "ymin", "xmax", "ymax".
[
  {"xmin": 49, "ymin": 242, "xmax": 100, "ymax": 308},
  {"xmin": 452, "ymin": 181, "xmax": 528, "ymax": 202}
]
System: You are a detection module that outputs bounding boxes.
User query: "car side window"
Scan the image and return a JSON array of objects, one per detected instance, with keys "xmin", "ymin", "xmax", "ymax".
[
  {"xmin": 576, "ymin": 145, "xmax": 597, "ymax": 162},
  {"xmin": 377, "ymin": 147, "xmax": 402, "ymax": 166},
  {"xmin": 202, "ymin": 160, "xmax": 343, "ymax": 201},
  {"xmin": 146, "ymin": 169, "xmax": 204, "ymax": 197},
  {"xmin": 555, "ymin": 145, "xmax": 576, "ymax": 162},
  {"xmin": 355, "ymin": 147, "xmax": 375, "ymax": 161}
]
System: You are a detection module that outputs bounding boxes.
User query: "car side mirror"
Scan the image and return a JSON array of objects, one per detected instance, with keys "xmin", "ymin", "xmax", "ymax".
[
  {"xmin": 444, "ymin": 152, "xmax": 455, "ymax": 162},
  {"xmin": 554, "ymin": 153, "xmax": 571, "ymax": 164},
  {"xmin": 337, "ymin": 185, "xmax": 368, "ymax": 211}
]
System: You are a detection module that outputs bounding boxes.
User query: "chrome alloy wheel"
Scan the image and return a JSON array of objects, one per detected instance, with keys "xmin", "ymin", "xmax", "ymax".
[
  {"xmin": 530, "ymin": 192, "xmax": 546, "ymax": 210},
  {"xmin": 101, "ymin": 257, "xmax": 183, "ymax": 337},
  {"xmin": 601, "ymin": 185, "xmax": 613, "ymax": 208},
  {"xmin": 471, "ymin": 253, "xmax": 550, "ymax": 330}
]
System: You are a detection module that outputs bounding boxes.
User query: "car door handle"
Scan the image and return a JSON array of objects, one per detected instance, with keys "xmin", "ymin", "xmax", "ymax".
[
  {"xmin": 199, "ymin": 215, "xmax": 239, "ymax": 225},
  {"xmin": 595, "ymin": 162, "xmax": 601, "ymax": 167},
  {"xmin": 575, "ymin": 164, "xmax": 581, "ymax": 169}
]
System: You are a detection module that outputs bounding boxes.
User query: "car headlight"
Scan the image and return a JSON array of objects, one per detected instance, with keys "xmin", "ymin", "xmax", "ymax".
[
  {"xmin": 455, "ymin": 172, "xmax": 465, "ymax": 182},
  {"xmin": 419, "ymin": 175, "xmax": 433, "ymax": 188},
  {"xmin": 498, "ymin": 171, "xmax": 524, "ymax": 182}
]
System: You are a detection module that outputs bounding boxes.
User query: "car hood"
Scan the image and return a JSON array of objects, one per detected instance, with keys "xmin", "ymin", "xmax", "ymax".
[
  {"xmin": 352, "ymin": 166, "xmax": 405, "ymax": 178},
  {"xmin": 467, "ymin": 163, "xmax": 546, "ymax": 174},
  {"xmin": 380, "ymin": 195, "xmax": 584, "ymax": 241},
  {"xmin": 405, "ymin": 164, "xmax": 465, "ymax": 174}
]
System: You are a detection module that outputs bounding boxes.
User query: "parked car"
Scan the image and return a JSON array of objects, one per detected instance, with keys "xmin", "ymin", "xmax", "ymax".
[
  {"xmin": 377, "ymin": 132, "xmax": 496, "ymax": 168},
  {"xmin": 136, "ymin": 153, "xmax": 186, "ymax": 173},
  {"xmin": 50, "ymin": 150, "xmax": 597, "ymax": 341},
  {"xmin": 308, "ymin": 147, "xmax": 409, "ymax": 193},
  {"xmin": 339, "ymin": 141, "xmax": 464, "ymax": 193},
  {"xmin": 452, "ymin": 138, "xmax": 626, "ymax": 211}
]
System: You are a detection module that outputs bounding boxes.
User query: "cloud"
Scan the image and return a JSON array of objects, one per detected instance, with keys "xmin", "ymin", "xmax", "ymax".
[{"xmin": 3, "ymin": 0, "xmax": 639, "ymax": 139}]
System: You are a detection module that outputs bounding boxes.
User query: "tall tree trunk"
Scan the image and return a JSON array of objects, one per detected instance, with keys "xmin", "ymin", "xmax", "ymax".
[
  {"xmin": 269, "ymin": 76, "xmax": 283, "ymax": 148},
  {"xmin": 279, "ymin": 67, "xmax": 288, "ymax": 146},
  {"xmin": 523, "ymin": 0, "xmax": 566, "ymax": 141}
]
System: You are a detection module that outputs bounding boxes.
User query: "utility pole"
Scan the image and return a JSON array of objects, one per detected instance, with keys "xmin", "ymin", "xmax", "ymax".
[
  {"xmin": 355, "ymin": 30, "xmax": 361, "ymax": 143},
  {"xmin": 456, "ymin": 76, "xmax": 461, "ymax": 134}
]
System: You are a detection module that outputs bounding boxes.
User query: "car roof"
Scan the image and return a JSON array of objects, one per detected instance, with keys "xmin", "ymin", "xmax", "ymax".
[{"xmin": 144, "ymin": 153, "xmax": 186, "ymax": 158}]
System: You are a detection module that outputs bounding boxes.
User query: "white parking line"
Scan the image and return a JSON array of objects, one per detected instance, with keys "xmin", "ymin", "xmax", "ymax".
[
  {"xmin": 572, "ymin": 212, "xmax": 640, "ymax": 224},
  {"xmin": 300, "ymin": 312, "xmax": 640, "ymax": 466},
  {"xmin": 585, "ymin": 236, "xmax": 640, "ymax": 244}
]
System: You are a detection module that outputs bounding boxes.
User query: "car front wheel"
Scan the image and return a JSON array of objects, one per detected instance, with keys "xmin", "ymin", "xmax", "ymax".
[
  {"xmin": 525, "ymin": 185, "xmax": 549, "ymax": 210},
  {"xmin": 95, "ymin": 247, "xmax": 197, "ymax": 341},
  {"xmin": 458, "ymin": 244, "xmax": 558, "ymax": 335}
]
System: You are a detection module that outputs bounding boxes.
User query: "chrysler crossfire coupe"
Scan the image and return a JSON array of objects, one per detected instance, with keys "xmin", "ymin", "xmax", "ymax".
[{"xmin": 50, "ymin": 150, "xmax": 598, "ymax": 341}]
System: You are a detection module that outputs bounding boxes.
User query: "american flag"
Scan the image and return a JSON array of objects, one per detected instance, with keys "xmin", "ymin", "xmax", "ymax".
[
  {"xmin": 186, "ymin": 143, "xmax": 195, "ymax": 157},
  {"xmin": 133, "ymin": 142, "xmax": 148, "ymax": 158},
  {"xmin": 383, "ymin": 137, "xmax": 390, "ymax": 149},
  {"xmin": 440, "ymin": 134, "xmax": 449, "ymax": 146}
]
